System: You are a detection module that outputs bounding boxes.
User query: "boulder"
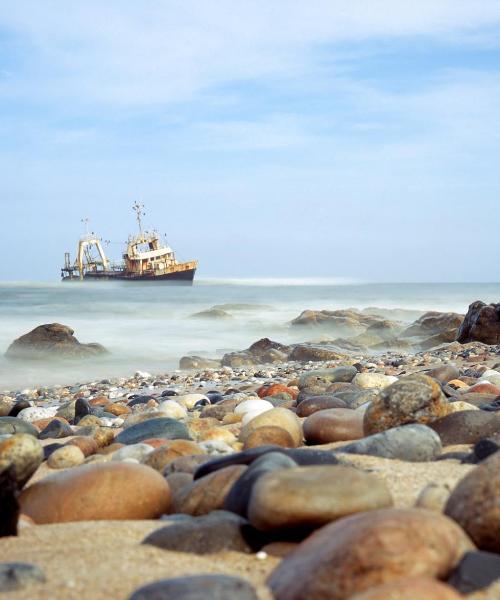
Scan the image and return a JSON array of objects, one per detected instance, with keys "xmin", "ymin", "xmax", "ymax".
[
  {"xmin": 190, "ymin": 308, "xmax": 233, "ymax": 319},
  {"xmin": 456, "ymin": 301, "xmax": 500, "ymax": 345},
  {"xmin": 5, "ymin": 323, "xmax": 107, "ymax": 360},
  {"xmin": 290, "ymin": 309, "xmax": 382, "ymax": 336},
  {"xmin": 403, "ymin": 312, "xmax": 464, "ymax": 338},
  {"xmin": 289, "ymin": 345, "xmax": 345, "ymax": 362},
  {"xmin": 179, "ymin": 356, "xmax": 221, "ymax": 369}
]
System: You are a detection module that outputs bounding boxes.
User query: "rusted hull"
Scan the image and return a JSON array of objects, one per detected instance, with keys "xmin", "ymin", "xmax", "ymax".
[{"xmin": 62, "ymin": 268, "xmax": 196, "ymax": 284}]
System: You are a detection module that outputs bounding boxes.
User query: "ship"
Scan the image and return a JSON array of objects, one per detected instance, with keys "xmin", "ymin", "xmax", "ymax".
[{"xmin": 61, "ymin": 203, "xmax": 198, "ymax": 283}]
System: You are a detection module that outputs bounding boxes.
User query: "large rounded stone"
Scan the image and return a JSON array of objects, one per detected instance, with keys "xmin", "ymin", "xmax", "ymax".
[
  {"xmin": 456, "ymin": 301, "xmax": 500, "ymax": 345},
  {"xmin": 240, "ymin": 408, "xmax": 302, "ymax": 447},
  {"xmin": 243, "ymin": 426, "xmax": 295, "ymax": 450},
  {"xmin": 338, "ymin": 424, "xmax": 442, "ymax": 462},
  {"xmin": 429, "ymin": 411, "xmax": 500, "ymax": 445},
  {"xmin": 0, "ymin": 417, "xmax": 39, "ymax": 437},
  {"xmin": 445, "ymin": 452, "xmax": 500, "ymax": 552},
  {"xmin": 142, "ymin": 440, "xmax": 204, "ymax": 472},
  {"xmin": 303, "ymin": 408, "xmax": 364, "ymax": 444},
  {"xmin": 128, "ymin": 574, "xmax": 258, "ymax": 600},
  {"xmin": 296, "ymin": 396, "xmax": 347, "ymax": 418},
  {"xmin": 20, "ymin": 462, "xmax": 171, "ymax": 523},
  {"xmin": 364, "ymin": 373, "xmax": 450, "ymax": 435},
  {"xmin": 268, "ymin": 508, "xmax": 473, "ymax": 600},
  {"xmin": 248, "ymin": 465, "xmax": 393, "ymax": 531},
  {"xmin": 426, "ymin": 364, "xmax": 460, "ymax": 384},
  {"xmin": 0, "ymin": 434, "xmax": 43, "ymax": 487},
  {"xmin": 47, "ymin": 445, "xmax": 85, "ymax": 469},
  {"xmin": 115, "ymin": 418, "xmax": 191, "ymax": 445},
  {"xmin": 350, "ymin": 577, "xmax": 463, "ymax": 599}
]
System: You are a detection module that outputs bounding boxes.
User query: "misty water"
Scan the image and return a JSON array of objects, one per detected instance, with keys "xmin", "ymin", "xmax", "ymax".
[{"xmin": 1, "ymin": 279, "xmax": 499, "ymax": 391}]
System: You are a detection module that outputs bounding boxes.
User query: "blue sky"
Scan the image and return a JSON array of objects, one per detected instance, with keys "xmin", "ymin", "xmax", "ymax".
[{"xmin": 1, "ymin": 1, "xmax": 500, "ymax": 281}]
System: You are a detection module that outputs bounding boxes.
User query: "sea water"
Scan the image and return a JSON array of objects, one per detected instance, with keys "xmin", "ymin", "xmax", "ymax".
[{"xmin": 0, "ymin": 279, "xmax": 499, "ymax": 391}]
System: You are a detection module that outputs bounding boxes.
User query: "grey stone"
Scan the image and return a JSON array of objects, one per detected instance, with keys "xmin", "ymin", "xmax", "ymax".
[
  {"xmin": 0, "ymin": 417, "xmax": 38, "ymax": 437},
  {"xmin": 115, "ymin": 418, "xmax": 191, "ymax": 445}
]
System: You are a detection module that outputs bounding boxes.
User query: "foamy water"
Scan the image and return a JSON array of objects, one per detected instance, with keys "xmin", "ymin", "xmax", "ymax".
[{"xmin": 0, "ymin": 279, "xmax": 498, "ymax": 390}]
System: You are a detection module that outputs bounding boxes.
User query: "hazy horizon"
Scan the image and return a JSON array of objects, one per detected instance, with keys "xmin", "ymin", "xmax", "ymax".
[{"xmin": 1, "ymin": 2, "xmax": 500, "ymax": 282}]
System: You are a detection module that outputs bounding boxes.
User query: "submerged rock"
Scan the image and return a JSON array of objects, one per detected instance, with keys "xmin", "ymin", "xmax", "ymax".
[{"xmin": 457, "ymin": 301, "xmax": 500, "ymax": 345}]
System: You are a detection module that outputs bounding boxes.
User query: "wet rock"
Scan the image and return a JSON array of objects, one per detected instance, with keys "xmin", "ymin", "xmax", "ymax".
[
  {"xmin": 447, "ymin": 550, "xmax": 500, "ymax": 594},
  {"xmin": 304, "ymin": 408, "xmax": 364, "ymax": 444},
  {"xmin": 249, "ymin": 465, "xmax": 393, "ymax": 532},
  {"xmin": 291, "ymin": 309, "xmax": 382, "ymax": 335},
  {"xmin": 190, "ymin": 308, "xmax": 233, "ymax": 319},
  {"xmin": 5, "ymin": 323, "xmax": 107, "ymax": 360},
  {"xmin": 0, "ymin": 433, "xmax": 44, "ymax": 487},
  {"xmin": 128, "ymin": 574, "xmax": 258, "ymax": 600},
  {"xmin": 115, "ymin": 418, "xmax": 191, "ymax": 445},
  {"xmin": 350, "ymin": 577, "xmax": 463, "ymax": 600},
  {"xmin": 445, "ymin": 452, "xmax": 500, "ymax": 552},
  {"xmin": 429, "ymin": 411, "xmax": 500, "ymax": 445},
  {"xmin": 268, "ymin": 508, "xmax": 473, "ymax": 600},
  {"xmin": 224, "ymin": 452, "xmax": 297, "ymax": 517},
  {"xmin": 20, "ymin": 462, "xmax": 171, "ymax": 523},
  {"xmin": 0, "ymin": 563, "xmax": 46, "ymax": 592},
  {"xmin": 143, "ymin": 510, "xmax": 265, "ymax": 555},
  {"xmin": 338, "ymin": 424, "xmax": 442, "ymax": 462},
  {"xmin": 0, "ymin": 417, "xmax": 39, "ymax": 437},
  {"xmin": 457, "ymin": 301, "xmax": 500, "ymax": 345},
  {"xmin": 179, "ymin": 356, "xmax": 222, "ymax": 369},
  {"xmin": 403, "ymin": 311, "xmax": 464, "ymax": 338},
  {"xmin": 175, "ymin": 464, "xmax": 246, "ymax": 516},
  {"xmin": 364, "ymin": 373, "xmax": 450, "ymax": 435}
]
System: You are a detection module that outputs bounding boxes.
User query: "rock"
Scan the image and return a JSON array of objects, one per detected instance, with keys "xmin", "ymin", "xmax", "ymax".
[
  {"xmin": 403, "ymin": 311, "xmax": 464, "ymax": 338},
  {"xmin": 190, "ymin": 308, "xmax": 233, "ymax": 319},
  {"xmin": 156, "ymin": 400, "xmax": 187, "ymax": 420},
  {"xmin": 224, "ymin": 452, "xmax": 297, "ymax": 517},
  {"xmin": 163, "ymin": 454, "xmax": 212, "ymax": 476},
  {"xmin": 66, "ymin": 436, "xmax": 99, "ymax": 457},
  {"xmin": 481, "ymin": 368, "xmax": 500, "ymax": 385},
  {"xmin": 303, "ymin": 408, "xmax": 364, "ymax": 444},
  {"xmin": 115, "ymin": 418, "xmax": 191, "ymax": 445},
  {"xmin": 445, "ymin": 452, "xmax": 500, "ymax": 552},
  {"xmin": 176, "ymin": 394, "xmax": 210, "ymax": 410},
  {"xmin": 234, "ymin": 399, "xmax": 274, "ymax": 416},
  {"xmin": 0, "ymin": 465, "xmax": 20, "ymax": 536},
  {"xmin": 447, "ymin": 550, "xmax": 500, "ymax": 594},
  {"xmin": 338, "ymin": 424, "xmax": 442, "ymax": 462},
  {"xmin": 39, "ymin": 418, "xmax": 74, "ymax": 440},
  {"xmin": 456, "ymin": 301, "xmax": 500, "ymax": 344},
  {"xmin": 466, "ymin": 381, "xmax": 500, "ymax": 394},
  {"xmin": 296, "ymin": 396, "xmax": 348, "ymax": 418},
  {"xmin": 0, "ymin": 417, "xmax": 39, "ymax": 437},
  {"xmin": 429, "ymin": 411, "xmax": 500, "ymax": 445},
  {"xmin": 0, "ymin": 563, "xmax": 46, "ymax": 592},
  {"xmin": 481, "ymin": 397, "xmax": 500, "ymax": 412},
  {"xmin": 353, "ymin": 373, "xmax": 398, "ymax": 389},
  {"xmin": 247, "ymin": 337, "xmax": 291, "ymax": 362},
  {"xmin": 249, "ymin": 465, "xmax": 393, "ymax": 532},
  {"xmin": 175, "ymin": 464, "xmax": 247, "ymax": 516},
  {"xmin": 20, "ymin": 462, "xmax": 171, "ymax": 523},
  {"xmin": 472, "ymin": 435, "xmax": 500, "ymax": 462},
  {"xmin": 46, "ymin": 445, "xmax": 85, "ymax": 469},
  {"xmin": 240, "ymin": 408, "xmax": 302, "ymax": 447},
  {"xmin": 289, "ymin": 345, "xmax": 345, "ymax": 362},
  {"xmin": 179, "ymin": 356, "xmax": 222, "ymax": 369},
  {"xmin": 257, "ymin": 383, "xmax": 298, "ymax": 401},
  {"xmin": 5, "ymin": 323, "xmax": 107, "ymax": 360},
  {"xmin": 268, "ymin": 508, "xmax": 473, "ymax": 600},
  {"xmin": 291, "ymin": 309, "xmax": 381, "ymax": 335},
  {"xmin": 111, "ymin": 443, "xmax": 154, "ymax": 463},
  {"xmin": 447, "ymin": 401, "xmax": 479, "ymax": 413},
  {"xmin": 243, "ymin": 426, "xmax": 295, "ymax": 450},
  {"xmin": 0, "ymin": 434, "xmax": 44, "ymax": 487},
  {"xmin": 415, "ymin": 482, "xmax": 452, "ymax": 511},
  {"xmin": 143, "ymin": 511, "xmax": 264, "ymax": 555},
  {"xmin": 350, "ymin": 577, "xmax": 464, "ymax": 600},
  {"xmin": 128, "ymin": 574, "xmax": 258, "ymax": 600},
  {"xmin": 298, "ymin": 366, "xmax": 358, "ymax": 390},
  {"xmin": 364, "ymin": 373, "xmax": 450, "ymax": 435},
  {"xmin": 142, "ymin": 440, "xmax": 204, "ymax": 472},
  {"xmin": 16, "ymin": 406, "xmax": 57, "ymax": 423}
]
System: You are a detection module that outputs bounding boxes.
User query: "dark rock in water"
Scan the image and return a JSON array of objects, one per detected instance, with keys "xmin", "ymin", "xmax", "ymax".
[
  {"xmin": 445, "ymin": 452, "xmax": 500, "ymax": 552},
  {"xmin": 472, "ymin": 435, "xmax": 500, "ymax": 462},
  {"xmin": 0, "ymin": 465, "xmax": 19, "ymax": 537},
  {"xmin": 363, "ymin": 373, "xmax": 450, "ymax": 435},
  {"xmin": 115, "ymin": 418, "xmax": 191, "ymax": 445},
  {"xmin": 224, "ymin": 452, "xmax": 297, "ymax": 518},
  {"xmin": 402, "ymin": 311, "xmax": 464, "ymax": 338},
  {"xmin": 8, "ymin": 401, "xmax": 31, "ymax": 418},
  {"xmin": 337, "ymin": 424, "xmax": 442, "ymax": 462},
  {"xmin": 290, "ymin": 309, "xmax": 382, "ymax": 336},
  {"xmin": 0, "ymin": 563, "xmax": 46, "ymax": 591},
  {"xmin": 289, "ymin": 345, "xmax": 344, "ymax": 362},
  {"xmin": 128, "ymin": 574, "xmax": 258, "ymax": 600},
  {"xmin": 457, "ymin": 300, "xmax": 500, "ymax": 345},
  {"xmin": 128, "ymin": 395, "xmax": 156, "ymax": 407},
  {"xmin": 0, "ymin": 417, "xmax": 38, "ymax": 437},
  {"xmin": 142, "ymin": 511, "xmax": 265, "ymax": 554},
  {"xmin": 222, "ymin": 338, "xmax": 291, "ymax": 367},
  {"xmin": 296, "ymin": 396, "xmax": 348, "ymax": 417},
  {"xmin": 447, "ymin": 551, "xmax": 500, "ymax": 594},
  {"xmin": 39, "ymin": 419, "xmax": 74, "ymax": 440},
  {"xmin": 5, "ymin": 323, "xmax": 107, "ymax": 360},
  {"xmin": 179, "ymin": 356, "xmax": 222, "ymax": 369},
  {"xmin": 194, "ymin": 446, "xmax": 341, "ymax": 480},
  {"xmin": 429, "ymin": 411, "xmax": 500, "ymax": 445},
  {"xmin": 425, "ymin": 364, "xmax": 460, "ymax": 384},
  {"xmin": 481, "ymin": 397, "xmax": 500, "ymax": 412}
]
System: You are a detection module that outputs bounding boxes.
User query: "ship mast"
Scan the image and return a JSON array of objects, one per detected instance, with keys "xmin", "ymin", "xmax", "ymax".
[{"xmin": 133, "ymin": 202, "xmax": 145, "ymax": 236}]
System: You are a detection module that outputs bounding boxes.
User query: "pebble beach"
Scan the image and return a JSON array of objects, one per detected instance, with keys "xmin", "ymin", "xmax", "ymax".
[{"xmin": 1, "ymin": 299, "xmax": 500, "ymax": 599}]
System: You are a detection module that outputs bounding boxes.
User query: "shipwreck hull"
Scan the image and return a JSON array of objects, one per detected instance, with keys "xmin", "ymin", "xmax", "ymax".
[{"xmin": 62, "ymin": 268, "xmax": 196, "ymax": 284}]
